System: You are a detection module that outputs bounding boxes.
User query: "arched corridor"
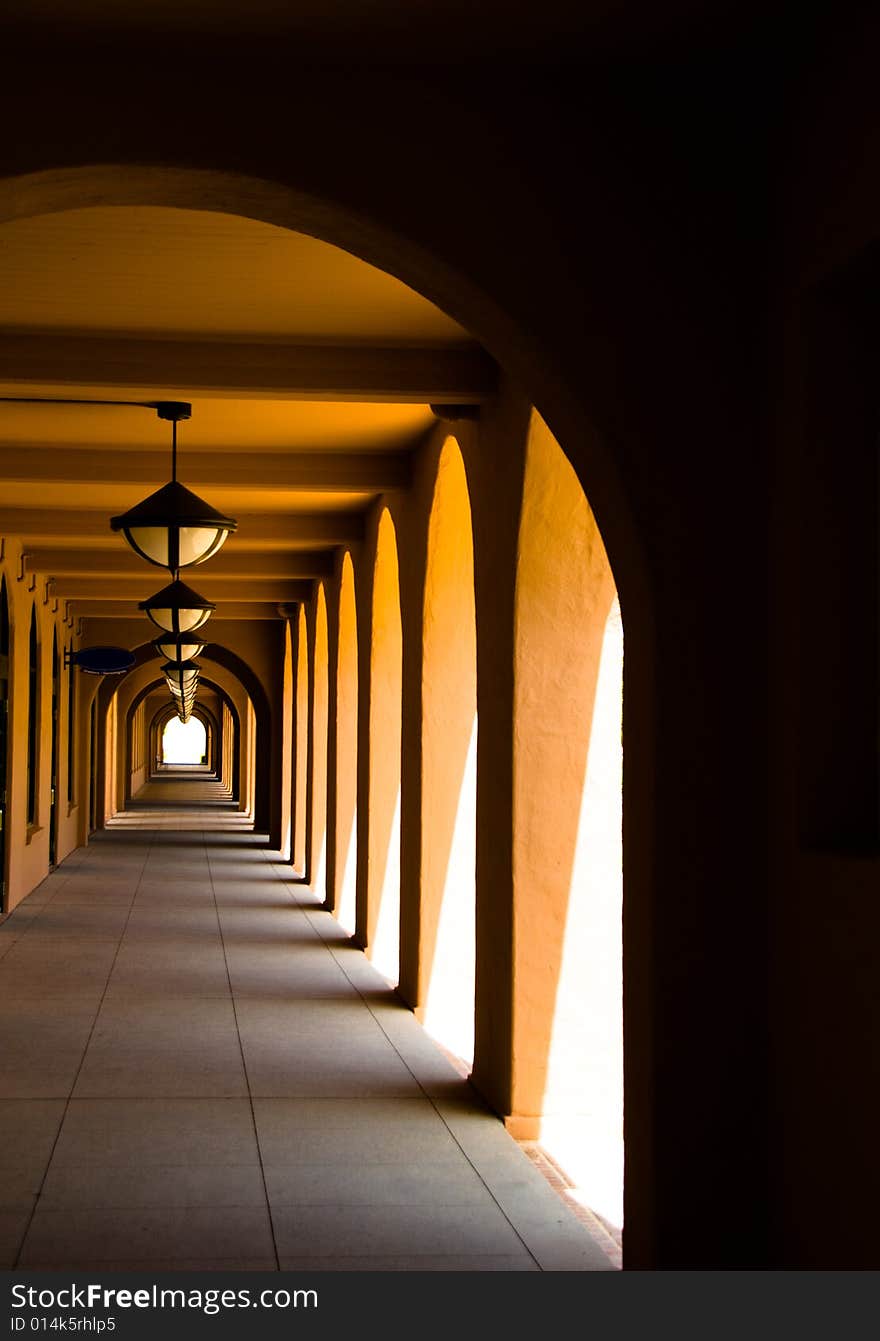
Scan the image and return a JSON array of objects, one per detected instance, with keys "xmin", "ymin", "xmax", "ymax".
[
  {"xmin": 5, "ymin": 16, "xmax": 874, "ymax": 1274},
  {"xmin": 0, "ymin": 825, "xmax": 615, "ymax": 1270},
  {"xmin": 0, "ymin": 187, "xmax": 626, "ymax": 1274},
  {"xmin": 161, "ymin": 716, "xmax": 207, "ymax": 766}
]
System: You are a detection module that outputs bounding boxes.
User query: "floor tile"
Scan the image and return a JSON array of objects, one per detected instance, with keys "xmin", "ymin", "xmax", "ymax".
[
  {"xmin": 264, "ymin": 1160, "xmax": 493, "ymax": 1207},
  {"xmin": 252, "ymin": 1098, "xmax": 464, "ymax": 1164},
  {"xmin": 277, "ymin": 1254, "xmax": 538, "ymax": 1271},
  {"xmin": 52, "ymin": 1099, "xmax": 261, "ymax": 1165},
  {"xmin": 0, "ymin": 830, "xmax": 618, "ymax": 1273},
  {"xmin": 0, "ymin": 1208, "xmax": 33, "ymax": 1268},
  {"xmin": 0, "ymin": 1100, "xmax": 66, "ymax": 1175},
  {"xmin": 39, "ymin": 1162, "xmax": 266, "ymax": 1209},
  {"xmin": 271, "ymin": 1202, "xmax": 526, "ymax": 1258},
  {"xmin": 21, "ymin": 1258, "xmax": 277, "ymax": 1272},
  {"xmin": 19, "ymin": 1206, "xmax": 275, "ymax": 1265}
]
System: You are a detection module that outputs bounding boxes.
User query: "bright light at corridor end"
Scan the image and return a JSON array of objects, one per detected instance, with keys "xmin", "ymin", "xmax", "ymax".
[{"xmin": 162, "ymin": 715, "xmax": 206, "ymax": 765}]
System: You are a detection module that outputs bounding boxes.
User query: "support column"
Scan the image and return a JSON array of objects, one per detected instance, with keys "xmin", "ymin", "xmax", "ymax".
[
  {"xmin": 291, "ymin": 605, "xmax": 308, "ymax": 875},
  {"xmin": 354, "ymin": 505, "xmax": 402, "ymax": 974},
  {"xmin": 398, "ymin": 430, "xmax": 477, "ymax": 1074},
  {"xmin": 305, "ymin": 584, "xmax": 329, "ymax": 892},
  {"xmin": 458, "ymin": 389, "xmax": 529, "ymax": 1115},
  {"xmin": 276, "ymin": 608, "xmax": 297, "ymax": 864},
  {"xmin": 325, "ymin": 551, "xmax": 359, "ymax": 920},
  {"xmin": 507, "ymin": 413, "xmax": 616, "ymax": 1133}
]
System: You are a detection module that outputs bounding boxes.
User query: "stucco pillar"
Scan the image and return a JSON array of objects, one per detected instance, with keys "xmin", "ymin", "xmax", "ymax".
[
  {"xmin": 398, "ymin": 432, "xmax": 477, "ymax": 1070},
  {"xmin": 291, "ymin": 605, "xmax": 308, "ymax": 875},
  {"xmin": 325, "ymin": 550, "xmax": 358, "ymax": 920},
  {"xmin": 464, "ymin": 389, "xmax": 531, "ymax": 1115},
  {"xmin": 354, "ymin": 505, "xmax": 402, "ymax": 972},
  {"xmin": 507, "ymin": 413, "xmax": 616, "ymax": 1134},
  {"xmin": 305, "ymin": 584, "xmax": 329, "ymax": 892}
]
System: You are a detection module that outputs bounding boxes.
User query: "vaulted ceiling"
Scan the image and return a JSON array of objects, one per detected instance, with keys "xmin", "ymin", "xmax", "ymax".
[{"xmin": 0, "ymin": 205, "xmax": 495, "ymax": 623}]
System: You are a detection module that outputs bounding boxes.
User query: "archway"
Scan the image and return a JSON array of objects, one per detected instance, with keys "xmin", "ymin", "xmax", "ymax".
[
  {"xmin": 506, "ymin": 412, "xmax": 622, "ymax": 1230},
  {"xmin": 306, "ymin": 582, "xmax": 329, "ymax": 891},
  {"xmin": 126, "ymin": 676, "xmax": 240, "ymax": 803},
  {"xmin": 98, "ymin": 638, "xmax": 268, "ymax": 833},
  {"xmin": 0, "ymin": 580, "xmax": 9, "ymax": 909},
  {"xmin": 161, "ymin": 715, "xmax": 207, "ymax": 766},
  {"xmin": 291, "ymin": 605, "xmax": 308, "ymax": 875},
  {"xmin": 0, "ymin": 164, "xmax": 657, "ymax": 1255},
  {"xmin": 49, "ymin": 629, "xmax": 59, "ymax": 866},
  {"xmin": 328, "ymin": 551, "xmax": 358, "ymax": 932},
  {"xmin": 26, "ymin": 604, "xmax": 39, "ymax": 830},
  {"xmin": 357, "ymin": 507, "xmax": 403, "ymax": 985},
  {"xmin": 417, "ymin": 437, "xmax": 478, "ymax": 1067}
]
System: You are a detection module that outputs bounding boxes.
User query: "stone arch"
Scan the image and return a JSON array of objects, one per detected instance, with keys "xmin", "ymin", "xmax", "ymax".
[
  {"xmin": 126, "ymin": 674, "xmax": 239, "ymax": 801},
  {"xmin": 0, "ymin": 166, "xmax": 644, "ymax": 603},
  {"xmin": 0, "ymin": 159, "xmax": 667, "ymax": 1256},
  {"xmin": 152, "ymin": 700, "xmax": 216, "ymax": 768},
  {"xmin": 496, "ymin": 412, "xmax": 619, "ymax": 1163},
  {"xmin": 291, "ymin": 605, "xmax": 308, "ymax": 875},
  {"xmin": 356, "ymin": 506, "xmax": 402, "ymax": 984},
  {"xmin": 99, "ymin": 639, "xmax": 267, "ymax": 828},
  {"xmin": 407, "ymin": 435, "xmax": 478, "ymax": 1065},
  {"xmin": 26, "ymin": 602, "xmax": 39, "ymax": 829},
  {"xmin": 0, "ymin": 577, "xmax": 10, "ymax": 907},
  {"xmin": 306, "ymin": 582, "xmax": 329, "ymax": 891},
  {"xmin": 326, "ymin": 549, "xmax": 358, "ymax": 931}
]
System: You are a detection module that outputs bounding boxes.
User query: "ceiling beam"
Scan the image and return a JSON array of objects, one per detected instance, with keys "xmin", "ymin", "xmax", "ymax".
[
  {"xmin": 0, "ymin": 332, "xmax": 497, "ymax": 403},
  {"xmin": 0, "ymin": 448, "xmax": 410, "ymax": 491},
  {"xmin": 78, "ymin": 602, "xmax": 291, "ymax": 622},
  {"xmin": 29, "ymin": 549, "xmax": 334, "ymax": 580},
  {"xmin": 0, "ymin": 510, "xmax": 365, "ymax": 547},
  {"xmin": 55, "ymin": 578, "xmax": 314, "ymax": 603}
]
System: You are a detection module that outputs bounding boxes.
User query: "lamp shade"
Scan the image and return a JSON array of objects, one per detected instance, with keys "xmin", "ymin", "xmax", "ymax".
[
  {"xmin": 162, "ymin": 658, "xmax": 201, "ymax": 696},
  {"xmin": 153, "ymin": 633, "xmax": 206, "ymax": 663},
  {"xmin": 110, "ymin": 481, "xmax": 237, "ymax": 572},
  {"xmin": 166, "ymin": 679, "xmax": 198, "ymax": 699},
  {"xmin": 140, "ymin": 580, "xmax": 215, "ymax": 635}
]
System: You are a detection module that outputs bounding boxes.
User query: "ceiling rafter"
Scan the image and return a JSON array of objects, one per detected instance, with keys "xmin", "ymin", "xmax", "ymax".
[{"xmin": 0, "ymin": 332, "xmax": 496, "ymax": 403}]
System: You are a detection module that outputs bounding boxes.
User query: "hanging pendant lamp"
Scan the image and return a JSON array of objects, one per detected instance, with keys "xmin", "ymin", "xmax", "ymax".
[
  {"xmin": 153, "ymin": 632, "xmax": 206, "ymax": 663},
  {"xmin": 163, "ymin": 658, "xmax": 201, "ymax": 696},
  {"xmin": 110, "ymin": 403, "xmax": 237, "ymax": 573},
  {"xmin": 140, "ymin": 579, "xmax": 215, "ymax": 635},
  {"xmin": 168, "ymin": 697, "xmax": 197, "ymax": 715}
]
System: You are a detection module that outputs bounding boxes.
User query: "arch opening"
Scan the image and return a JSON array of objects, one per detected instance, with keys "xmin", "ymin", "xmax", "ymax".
[
  {"xmin": 511, "ymin": 411, "xmax": 623, "ymax": 1233},
  {"xmin": 0, "ymin": 580, "xmax": 9, "ymax": 909},
  {"xmin": 161, "ymin": 715, "xmax": 208, "ymax": 766},
  {"xmin": 360, "ymin": 507, "xmax": 403, "ymax": 987},
  {"xmin": 0, "ymin": 166, "xmax": 645, "ymax": 1257},
  {"xmin": 333, "ymin": 551, "xmax": 359, "ymax": 934},
  {"xmin": 26, "ymin": 605, "xmax": 39, "ymax": 829},
  {"xmin": 419, "ymin": 436, "xmax": 478, "ymax": 1070},
  {"xmin": 307, "ymin": 582, "xmax": 329, "ymax": 891}
]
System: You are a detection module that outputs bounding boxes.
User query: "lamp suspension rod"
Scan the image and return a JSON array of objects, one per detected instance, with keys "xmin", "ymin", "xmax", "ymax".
[
  {"xmin": 0, "ymin": 397, "xmax": 159, "ymax": 409},
  {"xmin": 0, "ymin": 398, "xmax": 193, "ymax": 417}
]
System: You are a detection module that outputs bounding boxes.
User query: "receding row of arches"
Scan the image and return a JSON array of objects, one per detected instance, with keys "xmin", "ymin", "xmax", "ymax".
[
  {"xmin": 0, "ymin": 411, "xmax": 624, "ymax": 1231},
  {"xmin": 0, "ymin": 584, "xmax": 77, "ymax": 900},
  {"xmin": 273, "ymin": 422, "xmax": 624, "ymax": 1225}
]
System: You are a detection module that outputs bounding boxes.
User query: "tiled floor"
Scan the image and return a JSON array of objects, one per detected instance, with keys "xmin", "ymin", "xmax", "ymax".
[{"xmin": 0, "ymin": 823, "xmax": 616, "ymax": 1272}]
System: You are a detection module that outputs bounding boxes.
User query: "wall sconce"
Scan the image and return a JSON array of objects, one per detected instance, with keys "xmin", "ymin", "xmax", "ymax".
[{"xmin": 110, "ymin": 402, "xmax": 237, "ymax": 574}]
